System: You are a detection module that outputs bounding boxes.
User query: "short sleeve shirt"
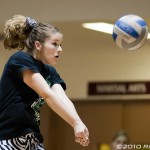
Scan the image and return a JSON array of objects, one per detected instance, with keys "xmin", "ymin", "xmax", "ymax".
[{"xmin": 0, "ymin": 51, "xmax": 66, "ymax": 140}]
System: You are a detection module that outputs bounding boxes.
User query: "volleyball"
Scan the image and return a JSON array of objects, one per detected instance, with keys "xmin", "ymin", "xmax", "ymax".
[{"xmin": 112, "ymin": 14, "xmax": 148, "ymax": 50}]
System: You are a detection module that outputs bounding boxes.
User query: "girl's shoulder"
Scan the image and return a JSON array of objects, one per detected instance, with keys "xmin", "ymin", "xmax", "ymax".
[{"xmin": 10, "ymin": 51, "xmax": 31, "ymax": 60}]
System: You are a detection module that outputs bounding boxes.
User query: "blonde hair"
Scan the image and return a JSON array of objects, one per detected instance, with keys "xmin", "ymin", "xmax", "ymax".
[
  {"xmin": 3, "ymin": 15, "xmax": 61, "ymax": 54},
  {"xmin": 112, "ymin": 130, "xmax": 129, "ymax": 142},
  {"xmin": 4, "ymin": 15, "xmax": 27, "ymax": 50}
]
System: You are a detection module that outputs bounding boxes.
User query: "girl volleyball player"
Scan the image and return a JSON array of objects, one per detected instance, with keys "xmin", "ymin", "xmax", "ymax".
[{"xmin": 0, "ymin": 15, "xmax": 90, "ymax": 149}]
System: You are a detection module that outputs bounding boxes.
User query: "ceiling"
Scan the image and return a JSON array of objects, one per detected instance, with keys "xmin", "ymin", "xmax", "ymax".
[
  {"xmin": 0, "ymin": 0, "xmax": 150, "ymax": 25},
  {"xmin": 0, "ymin": 0, "xmax": 150, "ymax": 42}
]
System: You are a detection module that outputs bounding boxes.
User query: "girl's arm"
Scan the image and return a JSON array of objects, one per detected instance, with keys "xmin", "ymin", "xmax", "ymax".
[{"xmin": 23, "ymin": 70, "xmax": 90, "ymax": 146}]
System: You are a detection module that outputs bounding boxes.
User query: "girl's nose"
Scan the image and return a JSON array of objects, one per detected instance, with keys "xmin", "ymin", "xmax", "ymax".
[{"xmin": 58, "ymin": 45, "xmax": 62, "ymax": 52}]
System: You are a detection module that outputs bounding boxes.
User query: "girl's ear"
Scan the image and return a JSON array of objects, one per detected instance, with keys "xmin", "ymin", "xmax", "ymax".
[{"xmin": 35, "ymin": 41, "xmax": 42, "ymax": 51}]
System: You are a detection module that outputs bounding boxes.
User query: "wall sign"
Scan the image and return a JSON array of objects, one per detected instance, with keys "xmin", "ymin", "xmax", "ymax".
[{"xmin": 88, "ymin": 81, "xmax": 150, "ymax": 95}]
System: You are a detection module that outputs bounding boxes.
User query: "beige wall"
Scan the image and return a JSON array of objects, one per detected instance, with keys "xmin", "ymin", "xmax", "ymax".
[{"xmin": 50, "ymin": 22, "xmax": 150, "ymax": 99}]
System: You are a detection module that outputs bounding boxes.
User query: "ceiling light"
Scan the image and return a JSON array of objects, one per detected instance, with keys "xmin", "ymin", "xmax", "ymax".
[
  {"xmin": 82, "ymin": 22, "xmax": 113, "ymax": 34},
  {"xmin": 148, "ymin": 33, "xmax": 150, "ymax": 39},
  {"xmin": 82, "ymin": 22, "xmax": 150, "ymax": 39}
]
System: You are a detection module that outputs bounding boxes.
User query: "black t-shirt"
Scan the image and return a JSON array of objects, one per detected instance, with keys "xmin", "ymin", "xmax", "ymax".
[{"xmin": 0, "ymin": 51, "xmax": 66, "ymax": 140}]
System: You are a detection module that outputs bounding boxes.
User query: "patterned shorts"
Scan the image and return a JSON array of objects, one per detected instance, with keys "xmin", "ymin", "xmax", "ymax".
[{"xmin": 0, "ymin": 133, "xmax": 45, "ymax": 150}]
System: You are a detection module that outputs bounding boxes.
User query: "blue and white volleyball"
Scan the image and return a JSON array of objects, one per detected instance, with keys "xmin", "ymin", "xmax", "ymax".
[{"xmin": 112, "ymin": 14, "xmax": 148, "ymax": 50}]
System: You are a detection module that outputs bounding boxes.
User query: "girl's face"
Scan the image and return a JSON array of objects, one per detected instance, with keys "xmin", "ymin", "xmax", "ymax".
[{"xmin": 35, "ymin": 32, "xmax": 63, "ymax": 65}]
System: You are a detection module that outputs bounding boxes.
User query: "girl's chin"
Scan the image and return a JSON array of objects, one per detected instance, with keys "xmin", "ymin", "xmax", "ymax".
[{"xmin": 49, "ymin": 62, "xmax": 57, "ymax": 66}]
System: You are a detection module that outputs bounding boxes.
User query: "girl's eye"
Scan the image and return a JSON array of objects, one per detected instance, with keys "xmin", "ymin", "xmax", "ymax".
[
  {"xmin": 53, "ymin": 42, "xmax": 62, "ymax": 48},
  {"xmin": 53, "ymin": 42, "xmax": 58, "ymax": 46}
]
